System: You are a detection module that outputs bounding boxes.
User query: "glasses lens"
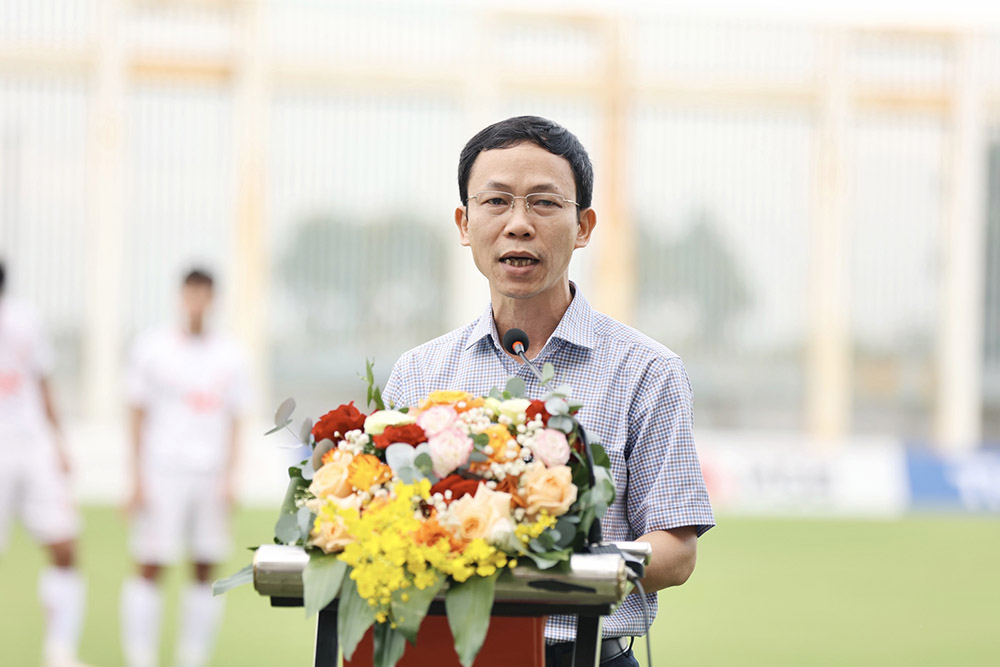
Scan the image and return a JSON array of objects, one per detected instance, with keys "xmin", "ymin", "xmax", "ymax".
[
  {"xmin": 526, "ymin": 193, "xmax": 567, "ymax": 217},
  {"xmin": 473, "ymin": 191, "xmax": 513, "ymax": 215}
]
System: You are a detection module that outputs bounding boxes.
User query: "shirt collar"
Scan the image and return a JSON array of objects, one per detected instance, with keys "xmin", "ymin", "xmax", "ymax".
[{"xmin": 464, "ymin": 282, "xmax": 596, "ymax": 352}]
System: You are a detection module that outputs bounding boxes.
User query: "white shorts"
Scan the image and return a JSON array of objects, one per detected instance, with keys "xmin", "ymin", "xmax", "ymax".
[
  {"xmin": 130, "ymin": 468, "xmax": 231, "ymax": 565},
  {"xmin": 0, "ymin": 450, "xmax": 81, "ymax": 553}
]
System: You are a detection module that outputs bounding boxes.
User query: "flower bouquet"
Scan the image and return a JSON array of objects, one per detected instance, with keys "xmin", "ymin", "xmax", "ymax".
[{"xmin": 216, "ymin": 362, "xmax": 615, "ymax": 667}]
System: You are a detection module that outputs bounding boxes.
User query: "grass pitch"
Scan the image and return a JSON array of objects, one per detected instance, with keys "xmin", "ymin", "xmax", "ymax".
[{"xmin": 1, "ymin": 508, "xmax": 997, "ymax": 666}]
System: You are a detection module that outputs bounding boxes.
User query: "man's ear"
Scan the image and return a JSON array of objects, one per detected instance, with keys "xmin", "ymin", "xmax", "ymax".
[
  {"xmin": 575, "ymin": 208, "xmax": 597, "ymax": 249},
  {"xmin": 455, "ymin": 207, "xmax": 471, "ymax": 246}
]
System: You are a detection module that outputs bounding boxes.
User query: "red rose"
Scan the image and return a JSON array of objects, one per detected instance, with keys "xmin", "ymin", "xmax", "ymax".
[
  {"xmin": 430, "ymin": 474, "xmax": 483, "ymax": 504},
  {"xmin": 312, "ymin": 402, "xmax": 367, "ymax": 442},
  {"xmin": 373, "ymin": 423, "xmax": 428, "ymax": 450},
  {"xmin": 526, "ymin": 399, "xmax": 551, "ymax": 426}
]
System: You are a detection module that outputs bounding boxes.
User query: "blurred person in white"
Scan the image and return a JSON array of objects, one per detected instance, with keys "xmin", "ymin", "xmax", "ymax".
[
  {"xmin": 120, "ymin": 268, "xmax": 251, "ymax": 667},
  {"xmin": 0, "ymin": 260, "xmax": 88, "ymax": 667}
]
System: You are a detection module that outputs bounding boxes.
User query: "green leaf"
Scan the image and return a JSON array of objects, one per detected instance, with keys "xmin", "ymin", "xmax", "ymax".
[
  {"xmin": 505, "ymin": 376, "xmax": 526, "ymax": 398},
  {"xmin": 488, "ymin": 387, "xmax": 502, "ymax": 400},
  {"xmin": 296, "ymin": 506, "xmax": 315, "ymax": 542},
  {"xmin": 373, "ymin": 623, "xmax": 408, "ymax": 667},
  {"xmin": 364, "ymin": 359, "xmax": 387, "ymax": 411},
  {"xmin": 590, "ymin": 442, "xmax": 611, "ymax": 469},
  {"xmin": 274, "ymin": 513, "xmax": 300, "ymax": 544},
  {"xmin": 472, "ymin": 433, "xmax": 490, "ymax": 448},
  {"xmin": 413, "ymin": 453, "xmax": 435, "ymax": 478},
  {"xmin": 303, "ymin": 553, "xmax": 348, "ymax": 618},
  {"xmin": 540, "ymin": 362, "xmax": 555, "ymax": 386},
  {"xmin": 299, "ymin": 418, "xmax": 314, "ymax": 445},
  {"xmin": 445, "ymin": 572, "xmax": 499, "ymax": 667},
  {"xmin": 468, "ymin": 450, "xmax": 489, "ymax": 463},
  {"xmin": 211, "ymin": 564, "xmax": 253, "ymax": 596},
  {"xmin": 338, "ymin": 575, "xmax": 376, "ymax": 661},
  {"xmin": 554, "ymin": 518, "xmax": 577, "ymax": 549},
  {"xmin": 391, "ymin": 575, "xmax": 444, "ymax": 644}
]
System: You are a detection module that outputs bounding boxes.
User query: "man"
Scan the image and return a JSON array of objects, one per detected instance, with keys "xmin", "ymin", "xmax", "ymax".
[
  {"xmin": 383, "ymin": 116, "xmax": 715, "ymax": 667},
  {"xmin": 121, "ymin": 269, "xmax": 250, "ymax": 667},
  {"xmin": 0, "ymin": 260, "xmax": 87, "ymax": 667}
]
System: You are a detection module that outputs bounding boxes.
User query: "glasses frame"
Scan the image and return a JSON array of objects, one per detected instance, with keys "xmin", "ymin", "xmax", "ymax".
[{"xmin": 465, "ymin": 190, "xmax": 580, "ymax": 218}]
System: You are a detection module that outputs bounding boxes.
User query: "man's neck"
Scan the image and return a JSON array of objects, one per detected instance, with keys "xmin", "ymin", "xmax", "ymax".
[{"xmin": 491, "ymin": 281, "xmax": 573, "ymax": 361}]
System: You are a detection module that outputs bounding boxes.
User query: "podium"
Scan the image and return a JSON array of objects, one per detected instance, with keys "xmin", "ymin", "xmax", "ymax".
[{"xmin": 253, "ymin": 543, "xmax": 651, "ymax": 667}]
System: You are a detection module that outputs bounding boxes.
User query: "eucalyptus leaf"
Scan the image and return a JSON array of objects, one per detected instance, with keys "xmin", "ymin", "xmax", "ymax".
[
  {"xmin": 274, "ymin": 398, "xmax": 296, "ymax": 427},
  {"xmin": 545, "ymin": 398, "xmax": 568, "ymax": 416},
  {"xmin": 279, "ymin": 475, "xmax": 309, "ymax": 516},
  {"xmin": 311, "ymin": 439, "xmax": 336, "ymax": 472},
  {"xmin": 488, "ymin": 387, "xmax": 502, "ymax": 400},
  {"xmin": 446, "ymin": 572, "xmax": 499, "ymax": 667},
  {"xmin": 300, "ymin": 457, "xmax": 315, "ymax": 481},
  {"xmin": 548, "ymin": 415, "xmax": 574, "ymax": 434},
  {"xmin": 373, "ymin": 623, "xmax": 408, "ymax": 667},
  {"xmin": 338, "ymin": 575, "xmax": 376, "ymax": 661},
  {"xmin": 211, "ymin": 564, "xmax": 253, "ymax": 596},
  {"xmin": 296, "ymin": 506, "xmax": 314, "ymax": 541},
  {"xmin": 386, "ymin": 443, "xmax": 417, "ymax": 471},
  {"xmin": 554, "ymin": 517, "xmax": 577, "ymax": 549},
  {"xmin": 505, "ymin": 376, "xmax": 526, "ymax": 398},
  {"xmin": 391, "ymin": 574, "xmax": 444, "ymax": 644},
  {"xmin": 540, "ymin": 362, "xmax": 555, "ymax": 386},
  {"xmin": 468, "ymin": 450, "xmax": 489, "ymax": 463},
  {"xmin": 299, "ymin": 418, "xmax": 314, "ymax": 445},
  {"xmin": 303, "ymin": 553, "xmax": 348, "ymax": 618},
  {"xmin": 264, "ymin": 419, "xmax": 292, "ymax": 436},
  {"xmin": 274, "ymin": 513, "xmax": 300, "ymax": 544},
  {"xmin": 472, "ymin": 433, "xmax": 490, "ymax": 448}
]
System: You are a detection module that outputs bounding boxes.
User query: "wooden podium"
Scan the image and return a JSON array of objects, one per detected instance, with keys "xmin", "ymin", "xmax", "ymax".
[{"xmin": 255, "ymin": 544, "xmax": 649, "ymax": 667}]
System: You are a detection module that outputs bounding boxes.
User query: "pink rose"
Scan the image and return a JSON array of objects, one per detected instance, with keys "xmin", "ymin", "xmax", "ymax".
[
  {"xmin": 531, "ymin": 428, "xmax": 571, "ymax": 467},
  {"xmin": 428, "ymin": 427, "xmax": 473, "ymax": 478},
  {"xmin": 417, "ymin": 405, "xmax": 459, "ymax": 437}
]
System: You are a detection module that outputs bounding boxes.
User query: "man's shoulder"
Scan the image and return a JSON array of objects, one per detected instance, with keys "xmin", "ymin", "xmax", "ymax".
[
  {"xmin": 394, "ymin": 320, "xmax": 479, "ymax": 367},
  {"xmin": 590, "ymin": 311, "xmax": 681, "ymax": 366}
]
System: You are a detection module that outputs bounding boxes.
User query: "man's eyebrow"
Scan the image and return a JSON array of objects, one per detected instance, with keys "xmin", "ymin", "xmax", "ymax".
[{"xmin": 480, "ymin": 181, "xmax": 564, "ymax": 193}]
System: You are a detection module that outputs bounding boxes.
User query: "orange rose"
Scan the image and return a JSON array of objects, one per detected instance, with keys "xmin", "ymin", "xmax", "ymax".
[
  {"xmin": 447, "ymin": 485, "xmax": 513, "ymax": 544},
  {"xmin": 483, "ymin": 424, "xmax": 519, "ymax": 463},
  {"xmin": 309, "ymin": 495, "xmax": 361, "ymax": 554},
  {"xmin": 520, "ymin": 462, "xmax": 577, "ymax": 518},
  {"xmin": 309, "ymin": 449, "xmax": 355, "ymax": 499},
  {"xmin": 419, "ymin": 390, "xmax": 473, "ymax": 410},
  {"xmin": 413, "ymin": 515, "xmax": 463, "ymax": 551},
  {"xmin": 347, "ymin": 453, "xmax": 393, "ymax": 492}
]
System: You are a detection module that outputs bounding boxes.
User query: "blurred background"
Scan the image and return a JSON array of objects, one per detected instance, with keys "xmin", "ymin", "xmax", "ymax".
[{"xmin": 2, "ymin": 0, "xmax": 999, "ymax": 665}]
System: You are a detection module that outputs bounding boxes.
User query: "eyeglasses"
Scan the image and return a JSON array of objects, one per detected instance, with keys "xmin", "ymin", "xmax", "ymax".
[{"xmin": 465, "ymin": 191, "xmax": 579, "ymax": 219}]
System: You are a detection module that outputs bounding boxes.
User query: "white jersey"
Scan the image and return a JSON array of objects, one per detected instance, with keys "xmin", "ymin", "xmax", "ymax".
[
  {"xmin": 0, "ymin": 300, "xmax": 54, "ymax": 451},
  {"xmin": 127, "ymin": 326, "xmax": 251, "ymax": 473}
]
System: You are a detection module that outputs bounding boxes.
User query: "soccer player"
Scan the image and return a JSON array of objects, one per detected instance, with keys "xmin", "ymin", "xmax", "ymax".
[
  {"xmin": 120, "ymin": 269, "xmax": 250, "ymax": 667},
  {"xmin": 0, "ymin": 260, "xmax": 87, "ymax": 667},
  {"xmin": 383, "ymin": 117, "xmax": 715, "ymax": 667}
]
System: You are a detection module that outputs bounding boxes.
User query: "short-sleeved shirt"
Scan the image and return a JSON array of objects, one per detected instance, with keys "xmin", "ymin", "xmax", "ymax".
[
  {"xmin": 127, "ymin": 327, "xmax": 251, "ymax": 473},
  {"xmin": 0, "ymin": 300, "xmax": 55, "ymax": 452},
  {"xmin": 383, "ymin": 286, "xmax": 715, "ymax": 641}
]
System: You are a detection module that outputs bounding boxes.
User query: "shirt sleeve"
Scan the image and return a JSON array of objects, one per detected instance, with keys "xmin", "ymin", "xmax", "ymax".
[
  {"xmin": 383, "ymin": 350, "xmax": 421, "ymax": 409},
  {"xmin": 626, "ymin": 355, "xmax": 715, "ymax": 537}
]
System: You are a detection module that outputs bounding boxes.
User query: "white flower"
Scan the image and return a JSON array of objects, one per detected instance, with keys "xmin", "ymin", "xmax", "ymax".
[
  {"xmin": 416, "ymin": 405, "xmax": 459, "ymax": 437},
  {"xmin": 363, "ymin": 409, "xmax": 416, "ymax": 435},
  {"xmin": 427, "ymin": 427, "xmax": 474, "ymax": 478},
  {"xmin": 531, "ymin": 428, "xmax": 571, "ymax": 467}
]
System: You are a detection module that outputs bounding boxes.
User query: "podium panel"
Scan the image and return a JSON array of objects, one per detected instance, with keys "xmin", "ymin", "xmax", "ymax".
[{"xmin": 344, "ymin": 616, "xmax": 546, "ymax": 667}]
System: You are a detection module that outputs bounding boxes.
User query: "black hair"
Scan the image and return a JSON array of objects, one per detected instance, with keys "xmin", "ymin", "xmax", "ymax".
[
  {"xmin": 0, "ymin": 259, "xmax": 5, "ymax": 295},
  {"xmin": 182, "ymin": 268, "xmax": 214, "ymax": 288},
  {"xmin": 457, "ymin": 115, "xmax": 594, "ymax": 209}
]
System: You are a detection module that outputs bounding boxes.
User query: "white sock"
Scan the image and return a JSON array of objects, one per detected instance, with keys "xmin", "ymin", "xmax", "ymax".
[
  {"xmin": 120, "ymin": 577, "xmax": 163, "ymax": 667},
  {"xmin": 175, "ymin": 582, "xmax": 223, "ymax": 667},
  {"xmin": 38, "ymin": 566, "xmax": 86, "ymax": 664}
]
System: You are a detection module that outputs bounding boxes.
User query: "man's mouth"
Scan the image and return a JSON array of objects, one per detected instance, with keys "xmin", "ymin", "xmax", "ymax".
[{"xmin": 500, "ymin": 256, "xmax": 538, "ymax": 268}]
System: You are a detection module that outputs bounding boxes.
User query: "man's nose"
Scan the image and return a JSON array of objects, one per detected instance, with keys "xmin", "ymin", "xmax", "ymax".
[{"xmin": 503, "ymin": 204, "xmax": 535, "ymax": 237}]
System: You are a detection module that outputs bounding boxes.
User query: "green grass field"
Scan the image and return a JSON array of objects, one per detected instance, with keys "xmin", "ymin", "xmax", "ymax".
[{"xmin": 2, "ymin": 508, "xmax": 997, "ymax": 666}]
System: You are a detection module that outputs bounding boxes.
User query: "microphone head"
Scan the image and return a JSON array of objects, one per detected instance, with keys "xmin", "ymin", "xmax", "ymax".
[{"xmin": 501, "ymin": 328, "xmax": 529, "ymax": 356}]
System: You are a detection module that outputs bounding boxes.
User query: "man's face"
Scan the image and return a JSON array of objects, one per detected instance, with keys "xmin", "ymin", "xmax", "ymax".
[
  {"xmin": 455, "ymin": 142, "xmax": 596, "ymax": 301},
  {"xmin": 181, "ymin": 283, "xmax": 214, "ymax": 321}
]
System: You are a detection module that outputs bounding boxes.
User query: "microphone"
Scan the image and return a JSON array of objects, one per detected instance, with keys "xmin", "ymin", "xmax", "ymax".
[
  {"xmin": 501, "ymin": 328, "xmax": 545, "ymax": 385},
  {"xmin": 502, "ymin": 327, "xmax": 605, "ymax": 547}
]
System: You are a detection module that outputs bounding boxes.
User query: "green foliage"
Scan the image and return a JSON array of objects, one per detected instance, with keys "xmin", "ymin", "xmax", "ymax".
[
  {"xmin": 373, "ymin": 623, "xmax": 408, "ymax": 667},
  {"xmin": 365, "ymin": 358, "xmax": 386, "ymax": 411},
  {"xmin": 445, "ymin": 572, "xmax": 500, "ymax": 667},
  {"xmin": 504, "ymin": 376, "xmax": 526, "ymax": 398},
  {"xmin": 302, "ymin": 554, "xmax": 347, "ymax": 618},
  {"xmin": 391, "ymin": 574, "xmax": 445, "ymax": 644},
  {"xmin": 338, "ymin": 576, "xmax": 376, "ymax": 661},
  {"xmin": 211, "ymin": 564, "xmax": 253, "ymax": 597}
]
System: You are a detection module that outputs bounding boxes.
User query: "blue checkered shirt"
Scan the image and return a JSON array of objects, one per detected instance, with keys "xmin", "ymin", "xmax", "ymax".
[{"xmin": 383, "ymin": 286, "xmax": 715, "ymax": 642}]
